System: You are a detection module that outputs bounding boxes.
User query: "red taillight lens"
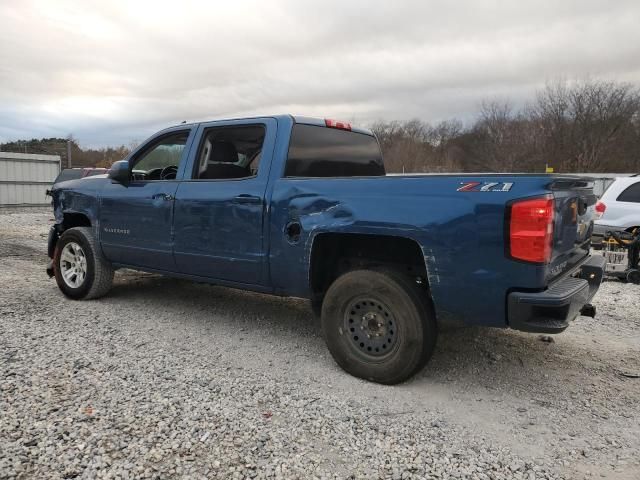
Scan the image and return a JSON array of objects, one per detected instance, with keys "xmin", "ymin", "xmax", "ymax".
[
  {"xmin": 508, "ymin": 196, "xmax": 555, "ymax": 264},
  {"xmin": 595, "ymin": 201, "xmax": 606, "ymax": 219},
  {"xmin": 325, "ymin": 118, "xmax": 352, "ymax": 130}
]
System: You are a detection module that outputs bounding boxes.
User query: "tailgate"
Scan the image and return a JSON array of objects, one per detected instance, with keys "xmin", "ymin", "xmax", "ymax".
[{"xmin": 547, "ymin": 177, "xmax": 597, "ymax": 282}]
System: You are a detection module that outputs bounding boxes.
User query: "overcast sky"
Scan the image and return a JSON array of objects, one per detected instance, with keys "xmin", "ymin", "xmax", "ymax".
[{"xmin": 1, "ymin": 0, "xmax": 640, "ymax": 148}]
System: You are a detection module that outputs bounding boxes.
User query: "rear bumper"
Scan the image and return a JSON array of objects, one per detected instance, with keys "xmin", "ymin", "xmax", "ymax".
[
  {"xmin": 592, "ymin": 223, "xmax": 610, "ymax": 237},
  {"xmin": 507, "ymin": 255, "xmax": 606, "ymax": 334}
]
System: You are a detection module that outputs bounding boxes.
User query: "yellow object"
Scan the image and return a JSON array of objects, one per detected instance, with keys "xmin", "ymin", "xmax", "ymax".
[
  {"xmin": 604, "ymin": 235, "xmax": 631, "ymax": 246},
  {"xmin": 545, "ymin": 166, "xmax": 554, "ymax": 173}
]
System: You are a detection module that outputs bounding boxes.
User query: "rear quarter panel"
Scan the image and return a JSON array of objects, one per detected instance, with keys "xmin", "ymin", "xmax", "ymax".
[{"xmin": 269, "ymin": 175, "xmax": 558, "ymax": 327}]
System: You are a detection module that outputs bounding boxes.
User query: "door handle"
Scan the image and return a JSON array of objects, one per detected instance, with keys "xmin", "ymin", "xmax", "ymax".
[
  {"xmin": 151, "ymin": 193, "xmax": 174, "ymax": 201},
  {"xmin": 232, "ymin": 194, "xmax": 262, "ymax": 204}
]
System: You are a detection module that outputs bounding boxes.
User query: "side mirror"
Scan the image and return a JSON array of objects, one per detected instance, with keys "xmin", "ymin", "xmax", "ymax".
[{"xmin": 108, "ymin": 160, "xmax": 130, "ymax": 186}]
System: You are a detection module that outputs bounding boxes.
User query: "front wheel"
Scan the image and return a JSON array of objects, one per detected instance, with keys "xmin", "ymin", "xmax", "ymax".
[
  {"xmin": 321, "ymin": 269, "xmax": 437, "ymax": 384},
  {"xmin": 53, "ymin": 227, "xmax": 114, "ymax": 300}
]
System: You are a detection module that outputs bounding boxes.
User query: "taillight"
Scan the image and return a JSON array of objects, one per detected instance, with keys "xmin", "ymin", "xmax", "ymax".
[
  {"xmin": 325, "ymin": 118, "xmax": 352, "ymax": 130},
  {"xmin": 508, "ymin": 196, "xmax": 555, "ymax": 264},
  {"xmin": 595, "ymin": 201, "xmax": 606, "ymax": 219}
]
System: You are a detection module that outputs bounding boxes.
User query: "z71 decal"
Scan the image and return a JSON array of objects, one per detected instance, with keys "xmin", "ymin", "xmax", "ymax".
[{"xmin": 457, "ymin": 181, "xmax": 514, "ymax": 192}]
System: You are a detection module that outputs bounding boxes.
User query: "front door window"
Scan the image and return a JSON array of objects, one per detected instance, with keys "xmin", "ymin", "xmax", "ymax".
[{"xmin": 131, "ymin": 132, "xmax": 189, "ymax": 181}]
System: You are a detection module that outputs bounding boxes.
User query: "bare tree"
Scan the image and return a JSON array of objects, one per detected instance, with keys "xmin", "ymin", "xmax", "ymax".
[
  {"xmin": 531, "ymin": 79, "xmax": 640, "ymax": 172},
  {"xmin": 451, "ymin": 100, "xmax": 535, "ymax": 172},
  {"xmin": 372, "ymin": 79, "xmax": 640, "ymax": 174}
]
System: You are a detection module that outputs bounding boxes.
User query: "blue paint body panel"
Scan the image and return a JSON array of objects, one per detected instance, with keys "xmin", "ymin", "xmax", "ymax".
[{"xmin": 50, "ymin": 114, "xmax": 596, "ymax": 329}]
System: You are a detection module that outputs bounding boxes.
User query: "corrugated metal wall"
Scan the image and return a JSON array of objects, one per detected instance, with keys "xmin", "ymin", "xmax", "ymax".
[{"xmin": 0, "ymin": 152, "xmax": 60, "ymax": 206}]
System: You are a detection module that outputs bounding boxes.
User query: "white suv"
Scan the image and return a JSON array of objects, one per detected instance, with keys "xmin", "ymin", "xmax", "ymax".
[{"xmin": 593, "ymin": 176, "xmax": 640, "ymax": 242}]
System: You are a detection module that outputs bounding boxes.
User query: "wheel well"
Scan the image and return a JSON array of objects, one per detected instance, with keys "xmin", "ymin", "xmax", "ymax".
[
  {"xmin": 309, "ymin": 233, "xmax": 428, "ymax": 301},
  {"xmin": 63, "ymin": 213, "xmax": 91, "ymax": 230}
]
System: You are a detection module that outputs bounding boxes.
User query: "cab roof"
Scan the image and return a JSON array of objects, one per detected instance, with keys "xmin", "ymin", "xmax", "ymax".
[{"xmin": 169, "ymin": 114, "xmax": 374, "ymax": 136}]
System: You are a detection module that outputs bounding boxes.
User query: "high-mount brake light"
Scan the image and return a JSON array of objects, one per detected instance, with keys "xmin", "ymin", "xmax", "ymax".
[
  {"xmin": 325, "ymin": 119, "xmax": 352, "ymax": 131},
  {"xmin": 508, "ymin": 196, "xmax": 555, "ymax": 264},
  {"xmin": 595, "ymin": 201, "xmax": 606, "ymax": 219}
]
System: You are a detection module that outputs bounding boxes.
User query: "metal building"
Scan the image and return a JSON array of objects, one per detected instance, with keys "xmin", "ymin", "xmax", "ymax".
[{"xmin": 0, "ymin": 152, "xmax": 60, "ymax": 207}]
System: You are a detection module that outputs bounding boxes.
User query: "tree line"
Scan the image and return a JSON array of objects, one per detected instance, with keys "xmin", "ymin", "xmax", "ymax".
[
  {"xmin": 0, "ymin": 137, "xmax": 132, "ymax": 169},
  {"xmin": 2, "ymin": 79, "xmax": 639, "ymax": 174},
  {"xmin": 372, "ymin": 79, "xmax": 640, "ymax": 174}
]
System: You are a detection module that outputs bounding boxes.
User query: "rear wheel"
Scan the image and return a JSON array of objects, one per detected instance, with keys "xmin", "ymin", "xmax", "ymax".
[
  {"xmin": 54, "ymin": 227, "xmax": 114, "ymax": 300},
  {"xmin": 321, "ymin": 269, "xmax": 437, "ymax": 384}
]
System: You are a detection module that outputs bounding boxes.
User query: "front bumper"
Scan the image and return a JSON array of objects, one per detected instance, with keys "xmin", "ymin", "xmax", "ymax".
[
  {"xmin": 47, "ymin": 225, "xmax": 61, "ymax": 258},
  {"xmin": 507, "ymin": 255, "xmax": 606, "ymax": 333},
  {"xmin": 46, "ymin": 225, "xmax": 61, "ymax": 278}
]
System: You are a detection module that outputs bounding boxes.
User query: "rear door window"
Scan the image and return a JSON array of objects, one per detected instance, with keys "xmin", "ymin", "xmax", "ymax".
[
  {"xmin": 285, "ymin": 124, "xmax": 385, "ymax": 177},
  {"xmin": 616, "ymin": 181, "xmax": 640, "ymax": 203},
  {"xmin": 193, "ymin": 125, "xmax": 265, "ymax": 180}
]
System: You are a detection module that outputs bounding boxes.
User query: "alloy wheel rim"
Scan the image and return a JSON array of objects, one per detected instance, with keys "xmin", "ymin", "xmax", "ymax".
[{"xmin": 60, "ymin": 242, "xmax": 87, "ymax": 288}]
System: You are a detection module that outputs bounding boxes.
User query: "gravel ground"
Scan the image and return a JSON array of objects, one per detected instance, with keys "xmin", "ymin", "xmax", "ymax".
[{"xmin": 1, "ymin": 211, "xmax": 639, "ymax": 480}]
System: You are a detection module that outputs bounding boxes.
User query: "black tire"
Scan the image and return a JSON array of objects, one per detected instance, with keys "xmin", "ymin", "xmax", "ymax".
[
  {"xmin": 53, "ymin": 227, "xmax": 114, "ymax": 300},
  {"xmin": 626, "ymin": 269, "xmax": 640, "ymax": 285},
  {"xmin": 321, "ymin": 269, "xmax": 437, "ymax": 384}
]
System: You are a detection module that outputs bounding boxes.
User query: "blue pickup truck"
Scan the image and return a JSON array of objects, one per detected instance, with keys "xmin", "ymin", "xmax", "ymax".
[{"xmin": 47, "ymin": 115, "xmax": 605, "ymax": 384}]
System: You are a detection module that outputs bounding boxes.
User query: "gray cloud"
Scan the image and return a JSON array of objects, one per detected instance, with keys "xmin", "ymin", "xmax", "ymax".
[{"xmin": 1, "ymin": 0, "xmax": 639, "ymax": 147}]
